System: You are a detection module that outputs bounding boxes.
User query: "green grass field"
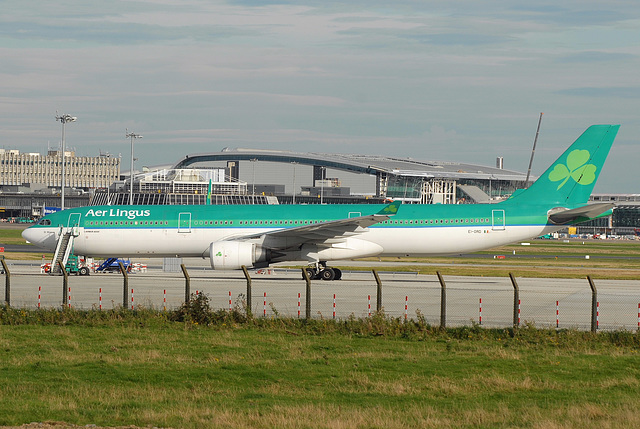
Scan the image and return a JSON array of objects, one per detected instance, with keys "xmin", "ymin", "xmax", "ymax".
[
  {"xmin": 0, "ymin": 225, "xmax": 31, "ymax": 245},
  {"xmin": 1, "ymin": 305, "xmax": 640, "ymax": 428}
]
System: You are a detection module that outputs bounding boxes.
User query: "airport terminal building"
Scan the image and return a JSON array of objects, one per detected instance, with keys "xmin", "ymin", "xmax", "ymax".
[
  {"xmin": 0, "ymin": 149, "xmax": 120, "ymax": 218},
  {"xmin": 93, "ymin": 148, "xmax": 528, "ymax": 206}
]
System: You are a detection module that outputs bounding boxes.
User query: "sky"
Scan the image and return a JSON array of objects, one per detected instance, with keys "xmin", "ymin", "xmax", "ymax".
[{"xmin": 1, "ymin": 0, "xmax": 639, "ymax": 192}]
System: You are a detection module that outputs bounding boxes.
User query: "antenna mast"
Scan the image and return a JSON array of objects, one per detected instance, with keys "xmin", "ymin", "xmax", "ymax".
[{"xmin": 525, "ymin": 112, "xmax": 543, "ymax": 184}]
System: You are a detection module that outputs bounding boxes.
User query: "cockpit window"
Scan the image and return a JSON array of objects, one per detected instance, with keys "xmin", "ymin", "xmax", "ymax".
[{"xmin": 37, "ymin": 218, "xmax": 52, "ymax": 226}]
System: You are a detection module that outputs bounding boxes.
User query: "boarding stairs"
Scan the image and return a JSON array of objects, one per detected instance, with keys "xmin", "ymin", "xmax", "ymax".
[{"xmin": 50, "ymin": 226, "xmax": 78, "ymax": 274}]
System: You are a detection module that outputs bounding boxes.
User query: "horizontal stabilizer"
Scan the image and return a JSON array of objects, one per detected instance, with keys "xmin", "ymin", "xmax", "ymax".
[{"xmin": 548, "ymin": 203, "xmax": 615, "ymax": 225}]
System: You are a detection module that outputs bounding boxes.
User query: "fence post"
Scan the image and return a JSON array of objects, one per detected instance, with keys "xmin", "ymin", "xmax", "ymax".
[
  {"xmin": 509, "ymin": 273, "xmax": 520, "ymax": 328},
  {"xmin": 587, "ymin": 275, "xmax": 597, "ymax": 332},
  {"xmin": 372, "ymin": 269, "xmax": 382, "ymax": 312},
  {"xmin": 58, "ymin": 260, "xmax": 68, "ymax": 307},
  {"xmin": 241, "ymin": 265, "xmax": 252, "ymax": 317},
  {"xmin": 436, "ymin": 271, "xmax": 446, "ymax": 328},
  {"xmin": 301, "ymin": 268, "xmax": 311, "ymax": 320},
  {"xmin": 1, "ymin": 257, "xmax": 10, "ymax": 307},
  {"xmin": 118, "ymin": 262, "xmax": 128, "ymax": 308},
  {"xmin": 180, "ymin": 264, "xmax": 190, "ymax": 304}
]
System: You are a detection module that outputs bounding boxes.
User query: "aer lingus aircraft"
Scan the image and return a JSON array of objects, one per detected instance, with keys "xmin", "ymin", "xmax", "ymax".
[{"xmin": 23, "ymin": 125, "xmax": 619, "ymax": 280}]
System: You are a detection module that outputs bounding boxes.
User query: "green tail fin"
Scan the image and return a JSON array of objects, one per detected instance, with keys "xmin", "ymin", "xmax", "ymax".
[
  {"xmin": 377, "ymin": 200, "xmax": 402, "ymax": 215},
  {"xmin": 510, "ymin": 125, "xmax": 619, "ymax": 206}
]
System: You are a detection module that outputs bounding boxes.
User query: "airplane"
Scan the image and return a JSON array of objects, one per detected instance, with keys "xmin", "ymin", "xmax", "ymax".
[{"xmin": 23, "ymin": 124, "xmax": 619, "ymax": 280}]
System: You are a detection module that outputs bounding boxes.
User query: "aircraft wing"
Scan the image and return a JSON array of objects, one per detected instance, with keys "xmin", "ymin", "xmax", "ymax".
[
  {"xmin": 548, "ymin": 203, "xmax": 615, "ymax": 225},
  {"xmin": 233, "ymin": 201, "xmax": 401, "ymax": 249}
]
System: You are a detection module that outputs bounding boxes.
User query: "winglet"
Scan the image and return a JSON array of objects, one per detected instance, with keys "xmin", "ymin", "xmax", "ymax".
[{"xmin": 377, "ymin": 200, "xmax": 402, "ymax": 215}]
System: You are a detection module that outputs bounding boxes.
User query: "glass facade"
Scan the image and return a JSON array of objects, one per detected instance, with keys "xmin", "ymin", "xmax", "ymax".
[{"xmin": 386, "ymin": 176, "xmax": 423, "ymax": 200}]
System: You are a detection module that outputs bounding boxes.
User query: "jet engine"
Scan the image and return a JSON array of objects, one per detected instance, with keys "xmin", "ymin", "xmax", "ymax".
[{"xmin": 209, "ymin": 241, "xmax": 270, "ymax": 270}]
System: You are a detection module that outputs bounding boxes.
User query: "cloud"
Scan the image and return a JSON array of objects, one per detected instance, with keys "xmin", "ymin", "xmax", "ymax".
[
  {"xmin": 0, "ymin": 1, "xmax": 639, "ymax": 192},
  {"xmin": 557, "ymin": 51, "xmax": 636, "ymax": 63},
  {"xmin": 556, "ymin": 87, "xmax": 640, "ymax": 98},
  {"xmin": 403, "ymin": 33, "xmax": 513, "ymax": 47}
]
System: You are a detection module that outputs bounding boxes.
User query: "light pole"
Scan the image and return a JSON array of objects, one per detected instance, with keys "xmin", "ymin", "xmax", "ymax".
[
  {"xmin": 126, "ymin": 130, "xmax": 143, "ymax": 205},
  {"xmin": 291, "ymin": 161, "xmax": 298, "ymax": 204},
  {"xmin": 55, "ymin": 113, "xmax": 77, "ymax": 210},
  {"xmin": 320, "ymin": 166, "xmax": 326, "ymax": 204},
  {"xmin": 250, "ymin": 158, "xmax": 257, "ymax": 204}
]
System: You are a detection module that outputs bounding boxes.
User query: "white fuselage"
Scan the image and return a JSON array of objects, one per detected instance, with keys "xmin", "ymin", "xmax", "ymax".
[{"xmin": 27, "ymin": 223, "xmax": 554, "ymax": 260}]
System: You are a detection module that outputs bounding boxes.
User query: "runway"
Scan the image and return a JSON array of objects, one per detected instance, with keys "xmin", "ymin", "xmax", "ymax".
[{"xmin": 2, "ymin": 258, "xmax": 639, "ymax": 331}]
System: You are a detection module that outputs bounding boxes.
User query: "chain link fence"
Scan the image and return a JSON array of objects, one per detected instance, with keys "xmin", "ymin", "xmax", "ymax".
[{"xmin": 2, "ymin": 260, "xmax": 639, "ymax": 332}]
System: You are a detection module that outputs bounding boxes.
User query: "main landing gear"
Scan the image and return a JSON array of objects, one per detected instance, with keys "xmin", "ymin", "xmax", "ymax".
[{"xmin": 303, "ymin": 262, "xmax": 342, "ymax": 281}]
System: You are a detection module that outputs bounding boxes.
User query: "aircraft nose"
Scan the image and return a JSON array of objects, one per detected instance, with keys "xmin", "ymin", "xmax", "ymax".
[
  {"xmin": 22, "ymin": 227, "xmax": 38, "ymax": 244},
  {"xmin": 22, "ymin": 227, "xmax": 54, "ymax": 249}
]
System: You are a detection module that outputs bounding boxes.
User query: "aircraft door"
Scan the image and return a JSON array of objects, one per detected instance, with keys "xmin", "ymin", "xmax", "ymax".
[
  {"xmin": 178, "ymin": 212, "xmax": 192, "ymax": 233},
  {"xmin": 67, "ymin": 213, "xmax": 81, "ymax": 227},
  {"xmin": 67, "ymin": 213, "xmax": 82, "ymax": 236},
  {"xmin": 492, "ymin": 209, "xmax": 505, "ymax": 231}
]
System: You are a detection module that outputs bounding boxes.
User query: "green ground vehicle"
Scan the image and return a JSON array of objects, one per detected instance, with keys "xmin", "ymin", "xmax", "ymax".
[
  {"xmin": 43, "ymin": 254, "xmax": 91, "ymax": 275},
  {"xmin": 65, "ymin": 254, "xmax": 91, "ymax": 275}
]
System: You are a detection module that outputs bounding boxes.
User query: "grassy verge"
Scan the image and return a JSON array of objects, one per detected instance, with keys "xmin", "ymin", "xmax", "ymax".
[
  {"xmin": 349, "ymin": 240, "xmax": 640, "ymax": 279},
  {"xmin": 3, "ymin": 252, "xmax": 51, "ymax": 261},
  {"xmin": 1, "ymin": 300, "xmax": 640, "ymax": 428},
  {"xmin": 0, "ymin": 225, "xmax": 30, "ymax": 245},
  {"xmin": 340, "ymin": 263, "xmax": 640, "ymax": 279}
]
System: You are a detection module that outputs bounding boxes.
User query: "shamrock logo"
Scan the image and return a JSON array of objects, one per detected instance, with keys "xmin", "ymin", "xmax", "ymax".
[
  {"xmin": 383, "ymin": 204, "xmax": 398, "ymax": 214},
  {"xmin": 548, "ymin": 149, "xmax": 597, "ymax": 190}
]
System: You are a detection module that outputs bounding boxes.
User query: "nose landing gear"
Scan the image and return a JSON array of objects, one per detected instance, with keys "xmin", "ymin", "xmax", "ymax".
[{"xmin": 302, "ymin": 261, "xmax": 342, "ymax": 281}]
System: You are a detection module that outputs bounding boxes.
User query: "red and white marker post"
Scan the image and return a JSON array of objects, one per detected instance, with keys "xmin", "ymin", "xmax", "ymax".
[
  {"xmin": 556, "ymin": 300, "xmax": 559, "ymax": 328},
  {"xmin": 163, "ymin": 289, "xmax": 166, "ymax": 312},
  {"xmin": 333, "ymin": 294, "xmax": 336, "ymax": 319},
  {"xmin": 131, "ymin": 288, "xmax": 134, "ymax": 310},
  {"xmin": 479, "ymin": 298, "xmax": 482, "ymax": 325},
  {"xmin": 99, "ymin": 287, "xmax": 102, "ymax": 311},
  {"xmin": 367, "ymin": 295, "xmax": 371, "ymax": 317},
  {"xmin": 404, "ymin": 296, "xmax": 408, "ymax": 321},
  {"xmin": 38, "ymin": 286, "xmax": 41, "ymax": 309},
  {"xmin": 297, "ymin": 293, "xmax": 301, "ymax": 319},
  {"xmin": 263, "ymin": 292, "xmax": 267, "ymax": 317},
  {"xmin": 228, "ymin": 291, "xmax": 232, "ymax": 312}
]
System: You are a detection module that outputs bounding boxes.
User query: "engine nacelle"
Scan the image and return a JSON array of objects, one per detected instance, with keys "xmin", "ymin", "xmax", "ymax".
[{"xmin": 209, "ymin": 241, "xmax": 269, "ymax": 270}]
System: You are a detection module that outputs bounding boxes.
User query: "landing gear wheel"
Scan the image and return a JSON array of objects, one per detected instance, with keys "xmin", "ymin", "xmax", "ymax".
[
  {"xmin": 320, "ymin": 268, "xmax": 336, "ymax": 281},
  {"xmin": 333, "ymin": 268, "xmax": 342, "ymax": 280},
  {"xmin": 303, "ymin": 268, "xmax": 316, "ymax": 280},
  {"xmin": 79, "ymin": 267, "xmax": 90, "ymax": 276}
]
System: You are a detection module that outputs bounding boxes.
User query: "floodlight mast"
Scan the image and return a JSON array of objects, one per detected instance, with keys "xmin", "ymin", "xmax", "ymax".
[
  {"xmin": 320, "ymin": 166, "xmax": 326, "ymax": 204},
  {"xmin": 126, "ymin": 130, "xmax": 143, "ymax": 205},
  {"xmin": 250, "ymin": 158, "xmax": 258, "ymax": 204},
  {"xmin": 55, "ymin": 113, "xmax": 77, "ymax": 211},
  {"xmin": 291, "ymin": 161, "xmax": 298, "ymax": 204}
]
